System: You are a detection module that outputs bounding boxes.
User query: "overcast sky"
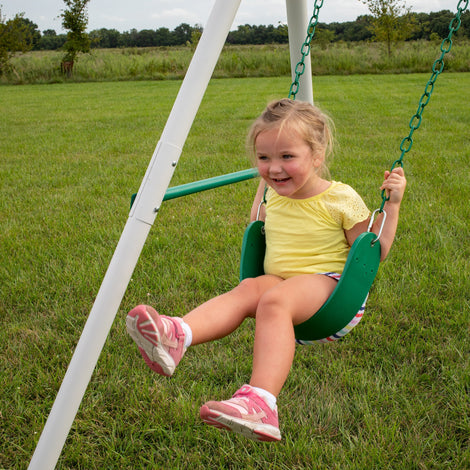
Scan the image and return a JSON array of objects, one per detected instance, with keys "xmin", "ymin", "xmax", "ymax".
[{"xmin": 2, "ymin": 0, "xmax": 461, "ymax": 33}]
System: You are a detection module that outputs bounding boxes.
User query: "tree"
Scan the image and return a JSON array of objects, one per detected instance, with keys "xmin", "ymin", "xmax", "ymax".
[
  {"xmin": 120, "ymin": 28, "xmax": 139, "ymax": 47},
  {"xmin": 427, "ymin": 10, "xmax": 456, "ymax": 39},
  {"xmin": 173, "ymin": 23, "xmax": 192, "ymax": 45},
  {"xmin": 89, "ymin": 28, "xmax": 121, "ymax": 49},
  {"xmin": 339, "ymin": 15, "xmax": 374, "ymax": 42},
  {"xmin": 15, "ymin": 16, "xmax": 41, "ymax": 49},
  {"xmin": 60, "ymin": 0, "xmax": 91, "ymax": 75},
  {"xmin": 314, "ymin": 27, "xmax": 336, "ymax": 49},
  {"xmin": 190, "ymin": 25, "xmax": 203, "ymax": 50},
  {"xmin": 137, "ymin": 29, "xmax": 157, "ymax": 47},
  {"xmin": 38, "ymin": 30, "xmax": 67, "ymax": 50},
  {"xmin": 361, "ymin": 0, "xmax": 415, "ymax": 56},
  {"xmin": 0, "ymin": 8, "xmax": 34, "ymax": 74},
  {"xmin": 154, "ymin": 27, "xmax": 172, "ymax": 46}
]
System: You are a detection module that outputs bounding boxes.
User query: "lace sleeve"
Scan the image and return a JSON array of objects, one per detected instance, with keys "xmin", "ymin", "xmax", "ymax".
[{"xmin": 326, "ymin": 183, "xmax": 370, "ymax": 230}]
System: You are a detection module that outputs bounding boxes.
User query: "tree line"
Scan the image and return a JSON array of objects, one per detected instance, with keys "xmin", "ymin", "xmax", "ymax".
[{"xmin": 7, "ymin": 10, "xmax": 470, "ymax": 52}]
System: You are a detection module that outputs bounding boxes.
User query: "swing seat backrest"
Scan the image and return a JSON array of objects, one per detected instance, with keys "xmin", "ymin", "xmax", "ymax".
[
  {"xmin": 240, "ymin": 223, "xmax": 381, "ymax": 342},
  {"xmin": 239, "ymin": 220, "xmax": 266, "ymax": 281}
]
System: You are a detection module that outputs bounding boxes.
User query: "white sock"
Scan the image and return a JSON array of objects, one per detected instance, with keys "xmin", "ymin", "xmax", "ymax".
[
  {"xmin": 251, "ymin": 386, "xmax": 277, "ymax": 410},
  {"xmin": 180, "ymin": 319, "xmax": 193, "ymax": 348}
]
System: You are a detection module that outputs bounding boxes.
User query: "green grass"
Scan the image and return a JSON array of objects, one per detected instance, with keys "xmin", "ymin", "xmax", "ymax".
[
  {"xmin": 2, "ymin": 40, "xmax": 470, "ymax": 85},
  {"xmin": 1, "ymin": 73, "xmax": 469, "ymax": 469}
]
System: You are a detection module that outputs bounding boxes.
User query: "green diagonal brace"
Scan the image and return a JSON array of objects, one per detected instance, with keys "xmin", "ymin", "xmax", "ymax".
[{"xmin": 131, "ymin": 168, "xmax": 259, "ymax": 208}]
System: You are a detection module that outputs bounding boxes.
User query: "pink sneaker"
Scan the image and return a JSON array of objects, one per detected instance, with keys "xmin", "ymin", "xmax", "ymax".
[
  {"xmin": 200, "ymin": 385, "xmax": 281, "ymax": 442},
  {"xmin": 126, "ymin": 305, "xmax": 186, "ymax": 377}
]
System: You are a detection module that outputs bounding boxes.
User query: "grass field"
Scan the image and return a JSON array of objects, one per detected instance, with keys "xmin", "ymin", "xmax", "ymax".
[
  {"xmin": 2, "ymin": 40, "xmax": 470, "ymax": 85},
  {"xmin": 1, "ymin": 72, "xmax": 469, "ymax": 468}
]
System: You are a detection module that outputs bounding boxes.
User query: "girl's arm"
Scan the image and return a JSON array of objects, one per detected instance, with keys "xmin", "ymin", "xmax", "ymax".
[
  {"xmin": 346, "ymin": 167, "xmax": 406, "ymax": 261},
  {"xmin": 250, "ymin": 179, "xmax": 267, "ymax": 222}
]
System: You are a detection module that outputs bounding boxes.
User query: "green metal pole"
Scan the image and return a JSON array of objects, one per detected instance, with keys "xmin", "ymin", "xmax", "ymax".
[
  {"xmin": 131, "ymin": 168, "xmax": 259, "ymax": 208},
  {"xmin": 163, "ymin": 168, "xmax": 259, "ymax": 201}
]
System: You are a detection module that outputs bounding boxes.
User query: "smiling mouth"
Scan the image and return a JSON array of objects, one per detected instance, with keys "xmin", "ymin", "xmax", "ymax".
[{"xmin": 272, "ymin": 177, "xmax": 290, "ymax": 183}]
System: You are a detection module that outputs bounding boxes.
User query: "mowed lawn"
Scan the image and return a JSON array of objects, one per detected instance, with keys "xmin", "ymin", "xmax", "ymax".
[{"xmin": 1, "ymin": 73, "xmax": 469, "ymax": 469}]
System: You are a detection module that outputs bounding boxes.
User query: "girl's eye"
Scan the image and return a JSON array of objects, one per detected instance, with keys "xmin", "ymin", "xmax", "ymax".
[
  {"xmin": 282, "ymin": 154, "xmax": 293, "ymax": 160},
  {"xmin": 257, "ymin": 155, "xmax": 268, "ymax": 161}
]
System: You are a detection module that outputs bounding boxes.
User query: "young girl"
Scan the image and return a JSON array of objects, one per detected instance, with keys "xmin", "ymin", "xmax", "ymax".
[{"xmin": 126, "ymin": 98, "xmax": 406, "ymax": 442}]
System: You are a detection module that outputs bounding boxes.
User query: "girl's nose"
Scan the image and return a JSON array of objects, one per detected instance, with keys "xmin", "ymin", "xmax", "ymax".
[{"xmin": 269, "ymin": 161, "xmax": 283, "ymax": 175}]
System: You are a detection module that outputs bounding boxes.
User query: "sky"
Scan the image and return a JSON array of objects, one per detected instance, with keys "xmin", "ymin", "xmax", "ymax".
[{"xmin": 2, "ymin": 0, "xmax": 461, "ymax": 33}]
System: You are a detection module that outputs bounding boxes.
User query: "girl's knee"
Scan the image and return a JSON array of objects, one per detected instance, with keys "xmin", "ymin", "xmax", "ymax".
[
  {"xmin": 237, "ymin": 274, "xmax": 282, "ymax": 295},
  {"xmin": 233, "ymin": 276, "xmax": 284, "ymax": 319},
  {"xmin": 236, "ymin": 277, "xmax": 261, "ymax": 298},
  {"xmin": 257, "ymin": 289, "xmax": 288, "ymax": 318},
  {"xmin": 228, "ymin": 278, "xmax": 265, "ymax": 317}
]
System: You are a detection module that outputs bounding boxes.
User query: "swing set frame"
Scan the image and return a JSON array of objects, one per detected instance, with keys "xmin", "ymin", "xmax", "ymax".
[{"xmin": 28, "ymin": 0, "xmax": 468, "ymax": 468}]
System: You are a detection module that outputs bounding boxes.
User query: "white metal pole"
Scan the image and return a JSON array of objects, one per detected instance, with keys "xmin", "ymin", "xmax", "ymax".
[
  {"xmin": 28, "ymin": 1, "xmax": 242, "ymax": 468},
  {"xmin": 286, "ymin": 0, "xmax": 314, "ymax": 104}
]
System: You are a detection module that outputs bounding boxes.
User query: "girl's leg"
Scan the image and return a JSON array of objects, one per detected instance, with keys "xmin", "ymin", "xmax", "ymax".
[
  {"xmin": 127, "ymin": 275, "xmax": 282, "ymax": 377},
  {"xmin": 249, "ymin": 274, "xmax": 337, "ymax": 397},
  {"xmin": 183, "ymin": 274, "xmax": 282, "ymax": 345},
  {"xmin": 199, "ymin": 274, "xmax": 337, "ymax": 442}
]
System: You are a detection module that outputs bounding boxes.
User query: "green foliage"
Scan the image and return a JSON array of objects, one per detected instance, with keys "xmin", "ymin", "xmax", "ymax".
[
  {"xmin": 2, "ymin": 9, "xmax": 469, "ymax": 53},
  {"xmin": 409, "ymin": 10, "xmax": 460, "ymax": 40},
  {"xmin": 2, "ymin": 41, "xmax": 470, "ymax": 85},
  {"xmin": 0, "ymin": 8, "xmax": 34, "ymax": 74},
  {"xmin": 1, "ymin": 74, "xmax": 469, "ymax": 468},
  {"xmin": 190, "ymin": 27, "xmax": 202, "ymax": 49},
  {"xmin": 38, "ymin": 29, "xmax": 67, "ymax": 50},
  {"xmin": 362, "ymin": 0, "xmax": 416, "ymax": 56},
  {"xmin": 60, "ymin": 0, "xmax": 91, "ymax": 64},
  {"xmin": 313, "ymin": 27, "xmax": 336, "ymax": 49},
  {"xmin": 227, "ymin": 23, "xmax": 289, "ymax": 45}
]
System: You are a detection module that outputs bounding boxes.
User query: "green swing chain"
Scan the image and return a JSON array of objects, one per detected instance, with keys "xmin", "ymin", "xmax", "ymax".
[
  {"xmin": 288, "ymin": 0, "xmax": 324, "ymax": 100},
  {"xmin": 288, "ymin": 0, "xmax": 468, "ymax": 212},
  {"xmin": 378, "ymin": 0, "xmax": 469, "ymax": 211}
]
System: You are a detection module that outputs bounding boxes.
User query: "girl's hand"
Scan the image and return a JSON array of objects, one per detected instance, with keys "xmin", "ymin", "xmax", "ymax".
[{"xmin": 381, "ymin": 167, "xmax": 406, "ymax": 204}]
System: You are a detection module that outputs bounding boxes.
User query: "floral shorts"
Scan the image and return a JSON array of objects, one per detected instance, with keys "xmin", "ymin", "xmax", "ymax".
[{"xmin": 295, "ymin": 272, "xmax": 367, "ymax": 345}]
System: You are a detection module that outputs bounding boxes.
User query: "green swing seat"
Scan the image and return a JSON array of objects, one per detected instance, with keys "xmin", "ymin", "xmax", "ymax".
[{"xmin": 239, "ymin": 220, "xmax": 381, "ymax": 342}]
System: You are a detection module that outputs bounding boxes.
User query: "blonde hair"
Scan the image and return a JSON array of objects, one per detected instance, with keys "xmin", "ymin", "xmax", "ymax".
[{"xmin": 247, "ymin": 98, "xmax": 334, "ymax": 178}]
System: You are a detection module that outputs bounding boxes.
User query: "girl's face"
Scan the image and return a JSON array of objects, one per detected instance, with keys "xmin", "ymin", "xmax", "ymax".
[{"xmin": 255, "ymin": 127, "xmax": 324, "ymax": 199}]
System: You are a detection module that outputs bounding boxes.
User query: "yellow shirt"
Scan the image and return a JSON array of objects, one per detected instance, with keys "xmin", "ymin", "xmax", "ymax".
[{"xmin": 264, "ymin": 182, "xmax": 370, "ymax": 278}]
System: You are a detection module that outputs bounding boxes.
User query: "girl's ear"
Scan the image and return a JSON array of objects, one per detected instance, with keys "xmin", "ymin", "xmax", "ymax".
[
  {"xmin": 312, "ymin": 150, "xmax": 327, "ymax": 177},
  {"xmin": 312, "ymin": 150, "xmax": 325, "ymax": 167}
]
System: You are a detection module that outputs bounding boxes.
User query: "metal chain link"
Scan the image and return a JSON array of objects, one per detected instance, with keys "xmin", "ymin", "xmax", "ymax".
[
  {"xmin": 288, "ymin": 0, "xmax": 324, "ymax": 100},
  {"xmin": 379, "ymin": 0, "xmax": 469, "ymax": 210}
]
